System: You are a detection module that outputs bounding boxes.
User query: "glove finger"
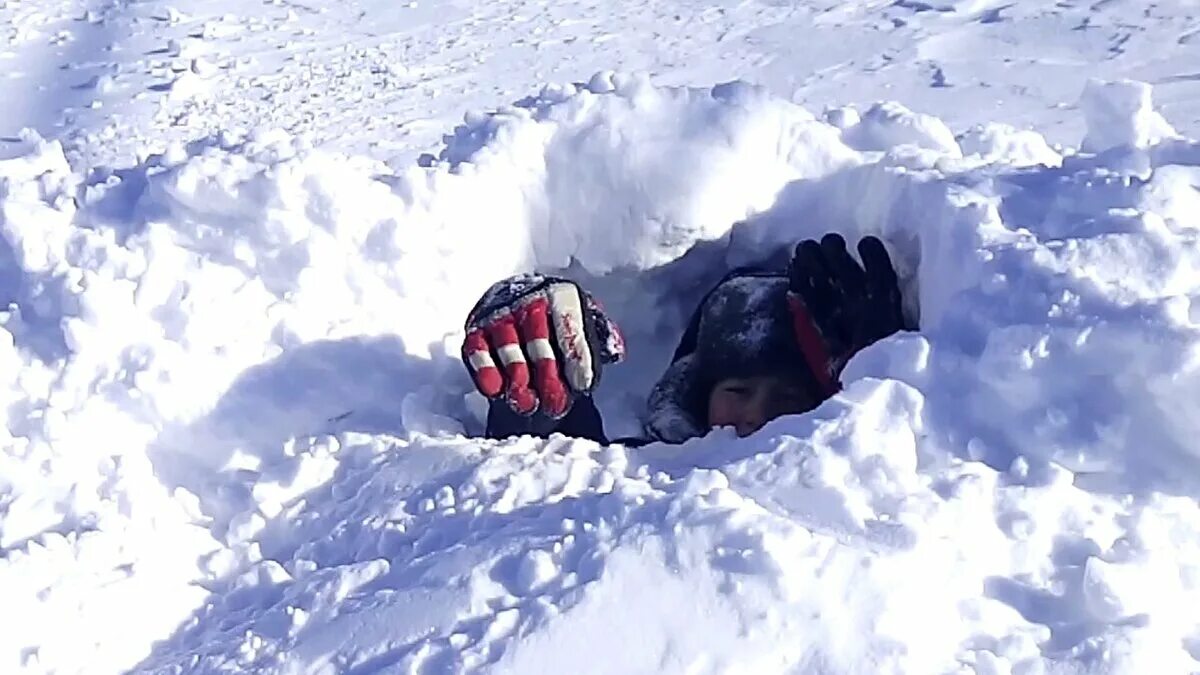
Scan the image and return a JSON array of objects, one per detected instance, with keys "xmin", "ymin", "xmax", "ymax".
[
  {"xmin": 484, "ymin": 310, "xmax": 539, "ymax": 415},
  {"xmin": 820, "ymin": 233, "xmax": 867, "ymax": 301},
  {"xmin": 791, "ymin": 240, "xmax": 834, "ymax": 311},
  {"xmin": 793, "ymin": 239, "xmax": 851, "ymax": 347},
  {"xmin": 545, "ymin": 282, "xmax": 597, "ymax": 394},
  {"xmin": 463, "ymin": 327, "xmax": 504, "ymax": 398},
  {"xmin": 858, "ymin": 236, "xmax": 904, "ymax": 327},
  {"xmin": 514, "ymin": 293, "xmax": 573, "ymax": 419}
]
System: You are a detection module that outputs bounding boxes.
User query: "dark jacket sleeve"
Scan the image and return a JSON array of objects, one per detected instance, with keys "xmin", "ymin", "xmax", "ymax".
[
  {"xmin": 484, "ymin": 397, "xmax": 652, "ymax": 447},
  {"xmin": 485, "ymin": 396, "xmax": 608, "ymax": 443}
]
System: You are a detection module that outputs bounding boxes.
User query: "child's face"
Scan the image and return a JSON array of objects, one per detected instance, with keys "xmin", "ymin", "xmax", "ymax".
[{"xmin": 707, "ymin": 374, "xmax": 813, "ymax": 437}]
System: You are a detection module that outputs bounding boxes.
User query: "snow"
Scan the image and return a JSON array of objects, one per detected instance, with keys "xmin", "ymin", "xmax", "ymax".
[
  {"xmin": 1080, "ymin": 80, "xmax": 1180, "ymax": 154},
  {"xmin": 3, "ymin": 0, "xmax": 1200, "ymax": 673},
  {"xmin": 7, "ymin": 0, "xmax": 1200, "ymax": 169}
]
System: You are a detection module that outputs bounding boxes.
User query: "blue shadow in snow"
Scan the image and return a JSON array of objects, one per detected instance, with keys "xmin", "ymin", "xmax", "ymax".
[{"xmin": 147, "ymin": 334, "xmax": 464, "ymax": 536}]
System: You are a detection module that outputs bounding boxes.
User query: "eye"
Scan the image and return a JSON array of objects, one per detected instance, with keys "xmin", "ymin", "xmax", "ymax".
[{"xmin": 718, "ymin": 383, "xmax": 751, "ymax": 396}]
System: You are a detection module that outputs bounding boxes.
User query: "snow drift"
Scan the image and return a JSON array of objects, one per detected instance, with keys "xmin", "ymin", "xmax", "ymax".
[{"xmin": 1, "ymin": 76, "xmax": 1199, "ymax": 674}]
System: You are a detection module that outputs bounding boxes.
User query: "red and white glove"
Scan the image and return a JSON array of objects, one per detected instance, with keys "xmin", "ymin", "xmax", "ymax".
[
  {"xmin": 787, "ymin": 233, "xmax": 909, "ymax": 397},
  {"xmin": 462, "ymin": 274, "xmax": 625, "ymax": 419}
]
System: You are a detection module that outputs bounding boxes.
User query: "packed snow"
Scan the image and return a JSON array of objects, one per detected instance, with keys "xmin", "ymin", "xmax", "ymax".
[{"xmin": 4, "ymin": 0, "xmax": 1200, "ymax": 674}]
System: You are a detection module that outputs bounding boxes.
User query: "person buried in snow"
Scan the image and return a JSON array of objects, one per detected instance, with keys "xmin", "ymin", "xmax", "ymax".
[{"xmin": 461, "ymin": 233, "xmax": 914, "ymax": 446}]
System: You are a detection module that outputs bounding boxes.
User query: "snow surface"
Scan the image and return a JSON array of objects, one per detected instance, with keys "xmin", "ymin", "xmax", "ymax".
[
  {"xmin": 3, "ymin": 0, "xmax": 1200, "ymax": 674},
  {"xmin": 6, "ymin": 0, "xmax": 1200, "ymax": 167}
]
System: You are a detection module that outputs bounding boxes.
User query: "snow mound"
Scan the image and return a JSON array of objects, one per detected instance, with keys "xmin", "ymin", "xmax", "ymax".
[
  {"xmin": 1080, "ymin": 80, "xmax": 1179, "ymax": 154},
  {"xmin": 2, "ymin": 77, "xmax": 1200, "ymax": 674}
]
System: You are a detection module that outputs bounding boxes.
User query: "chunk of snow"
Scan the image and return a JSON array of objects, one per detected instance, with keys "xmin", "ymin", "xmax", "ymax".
[{"xmin": 1081, "ymin": 79, "xmax": 1179, "ymax": 153}]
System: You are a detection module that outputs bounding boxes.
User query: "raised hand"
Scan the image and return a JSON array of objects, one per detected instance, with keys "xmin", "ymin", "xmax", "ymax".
[
  {"xmin": 787, "ymin": 233, "xmax": 907, "ymax": 396},
  {"xmin": 462, "ymin": 274, "xmax": 625, "ymax": 419}
]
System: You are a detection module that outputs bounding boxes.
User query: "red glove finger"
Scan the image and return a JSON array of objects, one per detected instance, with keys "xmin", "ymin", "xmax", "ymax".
[
  {"xmin": 463, "ymin": 327, "xmax": 503, "ymax": 398},
  {"xmin": 514, "ymin": 294, "xmax": 572, "ymax": 418},
  {"xmin": 485, "ymin": 310, "xmax": 539, "ymax": 415}
]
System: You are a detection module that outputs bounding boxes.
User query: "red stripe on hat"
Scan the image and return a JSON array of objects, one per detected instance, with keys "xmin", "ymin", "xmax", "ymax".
[{"xmin": 787, "ymin": 293, "xmax": 840, "ymax": 398}]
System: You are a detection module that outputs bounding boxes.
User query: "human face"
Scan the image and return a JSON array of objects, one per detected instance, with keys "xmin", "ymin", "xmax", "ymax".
[{"xmin": 707, "ymin": 375, "xmax": 813, "ymax": 437}]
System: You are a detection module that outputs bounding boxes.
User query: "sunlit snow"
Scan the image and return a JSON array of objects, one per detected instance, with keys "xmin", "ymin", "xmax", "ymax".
[{"xmin": 2, "ymin": 1, "xmax": 1200, "ymax": 674}]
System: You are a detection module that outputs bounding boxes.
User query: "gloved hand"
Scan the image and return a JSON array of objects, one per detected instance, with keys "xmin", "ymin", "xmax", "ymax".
[
  {"xmin": 787, "ymin": 233, "xmax": 908, "ymax": 397},
  {"xmin": 462, "ymin": 274, "xmax": 625, "ymax": 419}
]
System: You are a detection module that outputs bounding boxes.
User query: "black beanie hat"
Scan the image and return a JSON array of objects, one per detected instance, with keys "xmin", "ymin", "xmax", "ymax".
[{"xmin": 692, "ymin": 275, "xmax": 810, "ymax": 386}]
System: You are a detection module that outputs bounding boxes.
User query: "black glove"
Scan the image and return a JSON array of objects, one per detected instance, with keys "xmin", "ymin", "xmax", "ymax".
[
  {"xmin": 787, "ymin": 233, "xmax": 908, "ymax": 396},
  {"xmin": 462, "ymin": 274, "xmax": 625, "ymax": 419}
]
